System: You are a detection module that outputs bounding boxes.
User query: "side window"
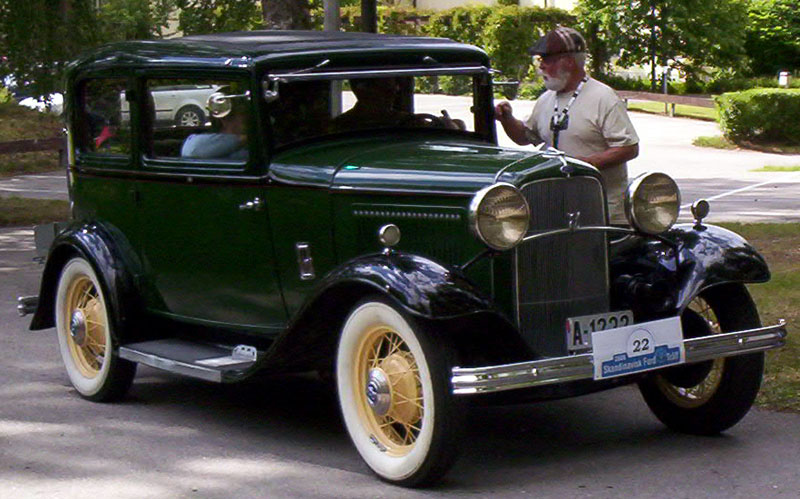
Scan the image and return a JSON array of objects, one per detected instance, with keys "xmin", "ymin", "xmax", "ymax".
[
  {"xmin": 269, "ymin": 80, "xmax": 332, "ymax": 147},
  {"xmin": 77, "ymin": 79, "xmax": 130, "ymax": 156},
  {"xmin": 145, "ymin": 79, "xmax": 250, "ymax": 163}
]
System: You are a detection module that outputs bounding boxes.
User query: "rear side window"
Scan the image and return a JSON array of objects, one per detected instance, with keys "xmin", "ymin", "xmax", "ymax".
[
  {"xmin": 144, "ymin": 78, "xmax": 251, "ymax": 164},
  {"xmin": 76, "ymin": 79, "xmax": 131, "ymax": 156}
]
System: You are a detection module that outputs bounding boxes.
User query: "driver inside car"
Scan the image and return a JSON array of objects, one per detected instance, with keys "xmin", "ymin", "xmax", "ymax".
[{"xmin": 331, "ymin": 77, "xmax": 464, "ymax": 132}]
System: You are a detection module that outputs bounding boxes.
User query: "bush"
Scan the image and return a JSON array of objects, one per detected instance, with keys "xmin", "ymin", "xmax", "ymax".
[{"xmin": 716, "ymin": 89, "xmax": 800, "ymax": 145}]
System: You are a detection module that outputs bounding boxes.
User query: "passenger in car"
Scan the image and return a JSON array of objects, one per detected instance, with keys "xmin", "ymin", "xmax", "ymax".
[{"xmin": 181, "ymin": 99, "xmax": 248, "ymax": 160}]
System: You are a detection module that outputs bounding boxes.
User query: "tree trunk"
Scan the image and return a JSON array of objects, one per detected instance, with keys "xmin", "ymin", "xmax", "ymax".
[{"xmin": 261, "ymin": 0, "xmax": 312, "ymax": 30}]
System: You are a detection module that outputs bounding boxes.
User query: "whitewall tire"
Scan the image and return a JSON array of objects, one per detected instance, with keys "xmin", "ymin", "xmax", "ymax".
[
  {"xmin": 55, "ymin": 257, "xmax": 136, "ymax": 401},
  {"xmin": 336, "ymin": 299, "xmax": 461, "ymax": 486}
]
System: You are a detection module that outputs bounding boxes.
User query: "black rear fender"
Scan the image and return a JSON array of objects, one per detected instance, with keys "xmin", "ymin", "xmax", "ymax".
[{"xmin": 30, "ymin": 222, "xmax": 144, "ymax": 340}]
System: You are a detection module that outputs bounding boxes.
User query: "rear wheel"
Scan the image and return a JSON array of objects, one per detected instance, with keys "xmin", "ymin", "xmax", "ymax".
[
  {"xmin": 55, "ymin": 257, "xmax": 136, "ymax": 401},
  {"xmin": 638, "ymin": 284, "xmax": 764, "ymax": 435},
  {"xmin": 336, "ymin": 299, "xmax": 462, "ymax": 486}
]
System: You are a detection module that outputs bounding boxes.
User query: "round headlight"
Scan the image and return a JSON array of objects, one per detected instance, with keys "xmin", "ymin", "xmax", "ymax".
[
  {"xmin": 625, "ymin": 172, "xmax": 681, "ymax": 234},
  {"xmin": 469, "ymin": 183, "xmax": 530, "ymax": 250}
]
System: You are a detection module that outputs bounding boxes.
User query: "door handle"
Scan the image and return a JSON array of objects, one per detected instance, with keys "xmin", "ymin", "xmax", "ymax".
[{"xmin": 239, "ymin": 197, "xmax": 264, "ymax": 211}]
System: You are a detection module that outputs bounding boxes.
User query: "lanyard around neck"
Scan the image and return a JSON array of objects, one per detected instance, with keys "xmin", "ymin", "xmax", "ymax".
[{"xmin": 552, "ymin": 76, "xmax": 589, "ymax": 129}]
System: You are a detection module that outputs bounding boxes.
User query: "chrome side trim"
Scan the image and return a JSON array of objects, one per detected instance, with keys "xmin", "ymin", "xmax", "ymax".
[
  {"xmin": 451, "ymin": 320, "xmax": 787, "ymax": 395},
  {"xmin": 17, "ymin": 296, "xmax": 39, "ymax": 317},
  {"xmin": 119, "ymin": 347, "xmax": 223, "ymax": 383},
  {"xmin": 268, "ymin": 65, "xmax": 489, "ymax": 83}
]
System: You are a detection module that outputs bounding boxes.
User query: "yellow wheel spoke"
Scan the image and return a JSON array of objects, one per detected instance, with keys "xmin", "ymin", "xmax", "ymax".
[
  {"xmin": 370, "ymin": 335, "xmax": 386, "ymax": 369},
  {"xmin": 392, "ymin": 391, "xmax": 423, "ymax": 408}
]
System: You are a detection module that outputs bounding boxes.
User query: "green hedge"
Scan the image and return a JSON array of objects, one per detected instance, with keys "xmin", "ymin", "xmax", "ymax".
[{"xmin": 716, "ymin": 89, "xmax": 800, "ymax": 145}]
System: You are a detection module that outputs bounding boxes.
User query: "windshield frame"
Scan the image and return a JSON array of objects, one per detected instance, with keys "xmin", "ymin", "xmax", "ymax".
[{"xmin": 262, "ymin": 65, "xmax": 496, "ymax": 153}]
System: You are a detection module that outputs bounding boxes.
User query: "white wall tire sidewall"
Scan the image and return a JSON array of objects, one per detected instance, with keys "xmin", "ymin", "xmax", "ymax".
[
  {"xmin": 55, "ymin": 258, "xmax": 113, "ymax": 397},
  {"xmin": 337, "ymin": 301, "xmax": 436, "ymax": 483}
]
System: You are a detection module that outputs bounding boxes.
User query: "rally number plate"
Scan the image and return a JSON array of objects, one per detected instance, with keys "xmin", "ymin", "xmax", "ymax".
[
  {"xmin": 566, "ymin": 310, "xmax": 634, "ymax": 353},
  {"xmin": 591, "ymin": 316, "xmax": 685, "ymax": 380}
]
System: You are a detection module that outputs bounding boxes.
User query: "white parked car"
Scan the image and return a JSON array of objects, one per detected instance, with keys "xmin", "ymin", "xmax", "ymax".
[{"xmin": 121, "ymin": 84, "xmax": 221, "ymax": 127}]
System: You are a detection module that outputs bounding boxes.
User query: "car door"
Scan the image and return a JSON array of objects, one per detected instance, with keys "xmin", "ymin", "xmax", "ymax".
[{"xmin": 135, "ymin": 74, "xmax": 286, "ymax": 334}]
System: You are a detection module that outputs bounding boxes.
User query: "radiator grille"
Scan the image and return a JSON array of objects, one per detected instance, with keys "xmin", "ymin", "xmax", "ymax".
[{"xmin": 515, "ymin": 177, "xmax": 610, "ymax": 356}]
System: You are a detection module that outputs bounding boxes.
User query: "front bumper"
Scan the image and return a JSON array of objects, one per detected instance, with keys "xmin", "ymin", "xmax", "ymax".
[{"xmin": 451, "ymin": 320, "xmax": 787, "ymax": 395}]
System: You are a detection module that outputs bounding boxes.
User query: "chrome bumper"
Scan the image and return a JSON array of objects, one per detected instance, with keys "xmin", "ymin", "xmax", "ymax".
[
  {"xmin": 17, "ymin": 296, "xmax": 39, "ymax": 317},
  {"xmin": 451, "ymin": 320, "xmax": 787, "ymax": 395}
]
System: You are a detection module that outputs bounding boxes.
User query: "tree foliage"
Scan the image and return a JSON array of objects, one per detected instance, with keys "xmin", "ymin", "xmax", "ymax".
[
  {"xmin": 176, "ymin": 0, "xmax": 263, "ymax": 34},
  {"xmin": 575, "ymin": 0, "xmax": 749, "ymax": 80},
  {"xmin": 745, "ymin": 0, "xmax": 800, "ymax": 75},
  {"xmin": 0, "ymin": 0, "xmax": 98, "ymax": 99}
]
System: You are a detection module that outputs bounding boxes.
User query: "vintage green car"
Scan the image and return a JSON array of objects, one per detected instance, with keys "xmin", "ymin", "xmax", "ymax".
[{"xmin": 19, "ymin": 30, "xmax": 787, "ymax": 486}]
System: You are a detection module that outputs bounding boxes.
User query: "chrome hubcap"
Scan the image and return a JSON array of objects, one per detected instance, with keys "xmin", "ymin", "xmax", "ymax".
[
  {"xmin": 366, "ymin": 368, "xmax": 392, "ymax": 416},
  {"xmin": 70, "ymin": 310, "xmax": 87, "ymax": 346}
]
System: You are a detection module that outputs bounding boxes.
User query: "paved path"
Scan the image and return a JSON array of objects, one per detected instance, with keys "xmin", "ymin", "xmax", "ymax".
[{"xmin": 2, "ymin": 227, "xmax": 799, "ymax": 497}]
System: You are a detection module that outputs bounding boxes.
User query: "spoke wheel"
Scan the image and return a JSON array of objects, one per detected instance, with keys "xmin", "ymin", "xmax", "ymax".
[
  {"xmin": 56, "ymin": 257, "xmax": 136, "ymax": 401},
  {"xmin": 356, "ymin": 327, "xmax": 423, "ymax": 455},
  {"xmin": 63, "ymin": 274, "xmax": 107, "ymax": 378},
  {"xmin": 337, "ymin": 300, "xmax": 462, "ymax": 486},
  {"xmin": 638, "ymin": 284, "xmax": 764, "ymax": 435}
]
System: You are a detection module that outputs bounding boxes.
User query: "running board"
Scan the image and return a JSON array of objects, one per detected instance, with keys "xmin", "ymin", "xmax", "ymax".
[{"xmin": 119, "ymin": 339, "xmax": 259, "ymax": 383}]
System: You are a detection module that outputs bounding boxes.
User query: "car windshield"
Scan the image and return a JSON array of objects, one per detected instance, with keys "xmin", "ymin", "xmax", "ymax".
[{"xmin": 267, "ymin": 73, "xmax": 487, "ymax": 148}]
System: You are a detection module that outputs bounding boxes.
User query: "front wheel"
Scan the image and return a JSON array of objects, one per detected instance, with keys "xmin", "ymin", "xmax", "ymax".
[
  {"xmin": 638, "ymin": 284, "xmax": 764, "ymax": 435},
  {"xmin": 336, "ymin": 300, "xmax": 462, "ymax": 487},
  {"xmin": 55, "ymin": 257, "xmax": 136, "ymax": 401}
]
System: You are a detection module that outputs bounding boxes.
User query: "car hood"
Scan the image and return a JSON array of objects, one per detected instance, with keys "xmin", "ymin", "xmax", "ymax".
[
  {"xmin": 332, "ymin": 138, "xmax": 568, "ymax": 195},
  {"xmin": 270, "ymin": 135, "xmax": 598, "ymax": 195}
]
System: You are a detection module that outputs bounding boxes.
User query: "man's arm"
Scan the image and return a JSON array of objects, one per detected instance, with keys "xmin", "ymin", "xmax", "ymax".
[
  {"xmin": 576, "ymin": 143, "xmax": 638, "ymax": 170},
  {"xmin": 494, "ymin": 101, "xmax": 532, "ymax": 146}
]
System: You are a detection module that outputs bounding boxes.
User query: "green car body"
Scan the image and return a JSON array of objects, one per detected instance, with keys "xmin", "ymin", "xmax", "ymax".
[{"xmin": 23, "ymin": 30, "xmax": 787, "ymax": 487}]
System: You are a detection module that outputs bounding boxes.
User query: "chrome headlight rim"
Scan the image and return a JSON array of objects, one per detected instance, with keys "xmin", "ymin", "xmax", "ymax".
[
  {"xmin": 469, "ymin": 182, "xmax": 531, "ymax": 251},
  {"xmin": 625, "ymin": 172, "xmax": 682, "ymax": 235}
]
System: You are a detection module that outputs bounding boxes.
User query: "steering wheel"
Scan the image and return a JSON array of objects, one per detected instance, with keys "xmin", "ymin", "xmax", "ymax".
[{"xmin": 400, "ymin": 113, "xmax": 446, "ymax": 128}]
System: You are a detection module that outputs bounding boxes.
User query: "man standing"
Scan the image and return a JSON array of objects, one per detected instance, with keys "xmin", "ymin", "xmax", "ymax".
[{"xmin": 495, "ymin": 26, "xmax": 639, "ymax": 224}]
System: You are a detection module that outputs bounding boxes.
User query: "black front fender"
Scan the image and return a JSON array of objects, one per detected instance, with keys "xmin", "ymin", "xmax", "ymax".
[
  {"xmin": 258, "ymin": 251, "xmax": 529, "ymax": 373},
  {"xmin": 318, "ymin": 251, "xmax": 493, "ymax": 320},
  {"xmin": 30, "ymin": 221, "xmax": 143, "ymax": 336},
  {"xmin": 611, "ymin": 223, "xmax": 770, "ymax": 314}
]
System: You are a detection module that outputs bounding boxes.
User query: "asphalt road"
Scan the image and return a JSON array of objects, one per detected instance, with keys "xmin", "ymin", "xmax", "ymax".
[{"xmin": 2, "ymin": 227, "xmax": 800, "ymax": 498}]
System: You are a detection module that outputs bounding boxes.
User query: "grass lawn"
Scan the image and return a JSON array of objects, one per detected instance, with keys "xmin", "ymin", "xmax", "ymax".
[
  {"xmin": 0, "ymin": 102, "xmax": 62, "ymax": 178},
  {"xmin": 753, "ymin": 165, "xmax": 800, "ymax": 172},
  {"xmin": 0, "ymin": 197, "xmax": 69, "ymax": 227},
  {"xmin": 693, "ymin": 134, "xmax": 800, "ymax": 155},
  {"xmin": 719, "ymin": 223, "xmax": 800, "ymax": 412},
  {"xmin": 692, "ymin": 135, "xmax": 737, "ymax": 150},
  {"xmin": 627, "ymin": 101, "xmax": 717, "ymax": 121}
]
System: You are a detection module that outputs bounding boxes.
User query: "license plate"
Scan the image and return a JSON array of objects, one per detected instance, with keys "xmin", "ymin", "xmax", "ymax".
[
  {"xmin": 591, "ymin": 316, "xmax": 685, "ymax": 380},
  {"xmin": 566, "ymin": 310, "xmax": 634, "ymax": 353}
]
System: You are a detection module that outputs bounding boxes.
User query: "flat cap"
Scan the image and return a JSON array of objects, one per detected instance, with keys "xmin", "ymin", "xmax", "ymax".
[{"xmin": 529, "ymin": 26, "xmax": 586, "ymax": 56}]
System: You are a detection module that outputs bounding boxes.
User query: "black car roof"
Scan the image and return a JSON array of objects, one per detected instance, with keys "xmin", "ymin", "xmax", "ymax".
[{"xmin": 68, "ymin": 30, "xmax": 490, "ymax": 76}]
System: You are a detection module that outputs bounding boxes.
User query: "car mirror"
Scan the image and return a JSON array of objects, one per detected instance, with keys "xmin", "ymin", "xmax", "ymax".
[
  {"xmin": 262, "ymin": 79, "xmax": 280, "ymax": 103},
  {"xmin": 207, "ymin": 91, "xmax": 250, "ymax": 118}
]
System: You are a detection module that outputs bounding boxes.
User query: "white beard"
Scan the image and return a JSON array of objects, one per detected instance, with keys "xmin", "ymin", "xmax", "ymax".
[{"xmin": 541, "ymin": 68, "xmax": 569, "ymax": 92}]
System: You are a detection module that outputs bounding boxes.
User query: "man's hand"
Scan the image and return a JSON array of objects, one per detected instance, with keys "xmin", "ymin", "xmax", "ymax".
[
  {"xmin": 494, "ymin": 101, "xmax": 514, "ymax": 122},
  {"xmin": 494, "ymin": 101, "xmax": 531, "ymax": 145}
]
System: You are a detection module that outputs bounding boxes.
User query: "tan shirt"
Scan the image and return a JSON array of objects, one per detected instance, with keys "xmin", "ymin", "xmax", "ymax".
[{"xmin": 524, "ymin": 78, "xmax": 639, "ymax": 224}]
